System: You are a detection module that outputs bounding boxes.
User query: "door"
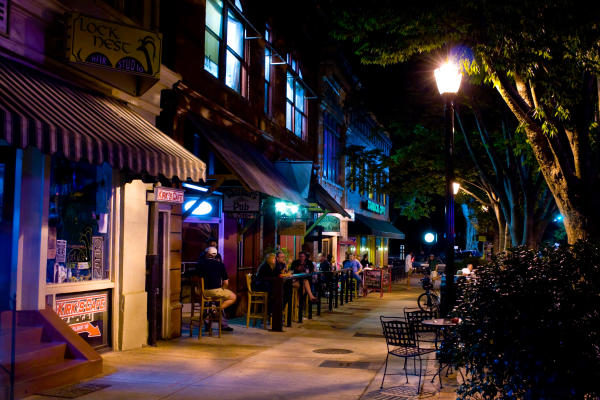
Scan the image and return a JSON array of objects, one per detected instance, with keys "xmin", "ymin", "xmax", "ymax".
[{"xmin": 147, "ymin": 211, "xmax": 166, "ymax": 345}]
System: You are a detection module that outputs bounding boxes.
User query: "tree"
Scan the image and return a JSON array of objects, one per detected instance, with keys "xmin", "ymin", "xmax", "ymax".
[
  {"xmin": 333, "ymin": 0, "xmax": 600, "ymax": 243},
  {"xmin": 454, "ymin": 85, "xmax": 557, "ymax": 249}
]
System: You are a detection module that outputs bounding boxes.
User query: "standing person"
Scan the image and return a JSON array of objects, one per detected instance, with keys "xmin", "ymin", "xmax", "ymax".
[
  {"xmin": 342, "ymin": 253, "xmax": 363, "ymax": 295},
  {"xmin": 425, "ymin": 254, "xmax": 438, "ymax": 275},
  {"xmin": 360, "ymin": 254, "xmax": 370, "ymax": 269},
  {"xmin": 196, "ymin": 247, "xmax": 235, "ymax": 331},
  {"xmin": 405, "ymin": 251, "xmax": 414, "ymax": 274}
]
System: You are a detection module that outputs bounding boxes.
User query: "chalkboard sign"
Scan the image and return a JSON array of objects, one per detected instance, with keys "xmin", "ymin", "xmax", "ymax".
[{"xmin": 363, "ymin": 268, "xmax": 391, "ymax": 298}]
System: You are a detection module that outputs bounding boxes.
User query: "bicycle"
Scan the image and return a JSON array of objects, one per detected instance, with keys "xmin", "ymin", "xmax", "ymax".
[{"xmin": 417, "ymin": 276, "xmax": 440, "ymax": 312}]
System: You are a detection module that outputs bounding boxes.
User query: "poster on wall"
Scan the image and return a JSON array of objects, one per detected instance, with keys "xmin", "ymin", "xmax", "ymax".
[
  {"xmin": 47, "ymin": 227, "xmax": 57, "ymax": 259},
  {"xmin": 91, "ymin": 236, "xmax": 104, "ymax": 280},
  {"xmin": 55, "ymin": 290, "xmax": 110, "ymax": 349},
  {"xmin": 56, "ymin": 240, "xmax": 67, "ymax": 263}
]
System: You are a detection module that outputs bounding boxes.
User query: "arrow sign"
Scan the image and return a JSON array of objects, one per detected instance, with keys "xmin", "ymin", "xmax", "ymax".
[{"xmin": 70, "ymin": 322, "xmax": 101, "ymax": 337}]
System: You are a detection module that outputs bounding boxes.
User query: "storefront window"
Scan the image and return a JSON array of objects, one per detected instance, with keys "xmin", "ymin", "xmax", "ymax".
[{"xmin": 47, "ymin": 156, "xmax": 112, "ymax": 283}]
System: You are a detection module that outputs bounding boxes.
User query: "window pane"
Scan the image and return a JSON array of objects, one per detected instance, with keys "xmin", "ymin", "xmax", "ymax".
[
  {"xmin": 295, "ymin": 82, "xmax": 304, "ymax": 111},
  {"xmin": 225, "ymin": 50, "xmax": 241, "ymax": 92},
  {"xmin": 235, "ymin": 0, "xmax": 243, "ymax": 10},
  {"xmin": 286, "ymin": 102, "xmax": 293, "ymax": 131},
  {"xmin": 204, "ymin": 32, "xmax": 220, "ymax": 78},
  {"xmin": 265, "ymin": 50, "xmax": 270, "ymax": 81},
  {"xmin": 295, "ymin": 110, "xmax": 303, "ymax": 137},
  {"xmin": 227, "ymin": 11, "xmax": 244, "ymax": 56},
  {"xmin": 264, "ymin": 82, "xmax": 269, "ymax": 114},
  {"xmin": 286, "ymin": 73, "xmax": 294, "ymax": 101},
  {"xmin": 47, "ymin": 157, "xmax": 112, "ymax": 283},
  {"xmin": 206, "ymin": 0, "xmax": 223, "ymax": 36}
]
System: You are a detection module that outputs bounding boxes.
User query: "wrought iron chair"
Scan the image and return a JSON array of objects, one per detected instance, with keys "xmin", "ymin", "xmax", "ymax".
[
  {"xmin": 380, "ymin": 316, "xmax": 436, "ymax": 395},
  {"xmin": 403, "ymin": 308, "xmax": 439, "ymax": 349}
]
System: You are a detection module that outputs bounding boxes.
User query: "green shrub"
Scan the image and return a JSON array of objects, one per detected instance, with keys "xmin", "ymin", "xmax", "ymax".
[{"xmin": 451, "ymin": 242, "xmax": 600, "ymax": 399}]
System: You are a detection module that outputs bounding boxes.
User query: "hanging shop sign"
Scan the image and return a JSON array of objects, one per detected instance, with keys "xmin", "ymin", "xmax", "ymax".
[
  {"xmin": 318, "ymin": 215, "xmax": 340, "ymax": 232},
  {"xmin": 361, "ymin": 200, "xmax": 385, "ymax": 215},
  {"xmin": 224, "ymin": 191, "xmax": 260, "ymax": 212},
  {"xmin": 55, "ymin": 290, "xmax": 110, "ymax": 348},
  {"xmin": 154, "ymin": 187, "xmax": 184, "ymax": 204},
  {"xmin": 65, "ymin": 13, "xmax": 162, "ymax": 79},
  {"xmin": 278, "ymin": 220, "xmax": 306, "ymax": 236}
]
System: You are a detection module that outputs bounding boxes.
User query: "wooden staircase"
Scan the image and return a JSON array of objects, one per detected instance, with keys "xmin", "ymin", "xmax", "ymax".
[{"xmin": 0, "ymin": 308, "xmax": 102, "ymax": 399}]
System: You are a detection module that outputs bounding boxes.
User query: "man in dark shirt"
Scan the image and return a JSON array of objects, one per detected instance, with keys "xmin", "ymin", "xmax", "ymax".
[{"xmin": 197, "ymin": 247, "xmax": 236, "ymax": 331}]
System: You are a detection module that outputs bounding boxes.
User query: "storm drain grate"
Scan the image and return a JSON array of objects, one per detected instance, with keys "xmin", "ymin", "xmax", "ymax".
[
  {"xmin": 36, "ymin": 383, "xmax": 110, "ymax": 398},
  {"xmin": 319, "ymin": 360, "xmax": 372, "ymax": 369},
  {"xmin": 353, "ymin": 332, "xmax": 385, "ymax": 338},
  {"xmin": 313, "ymin": 348, "xmax": 353, "ymax": 354}
]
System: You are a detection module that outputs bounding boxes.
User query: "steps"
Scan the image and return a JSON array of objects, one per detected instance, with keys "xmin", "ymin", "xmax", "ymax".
[{"xmin": 0, "ymin": 309, "xmax": 102, "ymax": 399}]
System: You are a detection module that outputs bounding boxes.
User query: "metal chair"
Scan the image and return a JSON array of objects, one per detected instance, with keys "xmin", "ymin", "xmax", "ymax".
[
  {"xmin": 380, "ymin": 316, "xmax": 436, "ymax": 395},
  {"xmin": 403, "ymin": 308, "xmax": 439, "ymax": 349},
  {"xmin": 246, "ymin": 274, "xmax": 268, "ymax": 329}
]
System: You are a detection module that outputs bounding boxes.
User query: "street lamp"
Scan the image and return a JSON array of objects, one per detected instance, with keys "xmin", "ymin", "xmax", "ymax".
[{"xmin": 434, "ymin": 60, "xmax": 462, "ymax": 316}]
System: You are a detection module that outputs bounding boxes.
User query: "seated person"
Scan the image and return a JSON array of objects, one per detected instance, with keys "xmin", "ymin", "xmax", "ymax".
[
  {"xmin": 342, "ymin": 253, "xmax": 363, "ymax": 292},
  {"xmin": 196, "ymin": 246, "xmax": 236, "ymax": 331},
  {"xmin": 461, "ymin": 263, "xmax": 475, "ymax": 278},
  {"xmin": 290, "ymin": 252, "xmax": 318, "ymax": 302},
  {"xmin": 254, "ymin": 253, "xmax": 285, "ymax": 292}
]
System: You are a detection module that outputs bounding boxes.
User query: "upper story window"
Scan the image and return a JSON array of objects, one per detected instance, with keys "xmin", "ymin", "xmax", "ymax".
[
  {"xmin": 286, "ymin": 55, "xmax": 307, "ymax": 138},
  {"xmin": 204, "ymin": 0, "xmax": 247, "ymax": 95},
  {"xmin": 101, "ymin": 0, "xmax": 149, "ymax": 27},
  {"xmin": 264, "ymin": 26, "xmax": 272, "ymax": 115},
  {"xmin": 323, "ymin": 113, "xmax": 342, "ymax": 185}
]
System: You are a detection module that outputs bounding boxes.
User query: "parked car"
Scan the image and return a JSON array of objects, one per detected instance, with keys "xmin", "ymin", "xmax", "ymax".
[
  {"xmin": 455, "ymin": 250, "xmax": 482, "ymax": 263},
  {"xmin": 412, "ymin": 255, "xmax": 445, "ymax": 274}
]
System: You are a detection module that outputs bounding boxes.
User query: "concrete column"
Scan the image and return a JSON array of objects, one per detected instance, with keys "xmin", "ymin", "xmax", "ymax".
[{"xmin": 118, "ymin": 180, "xmax": 151, "ymax": 350}]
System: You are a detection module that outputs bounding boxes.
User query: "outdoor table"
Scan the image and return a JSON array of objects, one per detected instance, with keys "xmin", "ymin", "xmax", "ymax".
[
  {"xmin": 264, "ymin": 272, "xmax": 323, "ymax": 332},
  {"xmin": 421, "ymin": 318, "xmax": 460, "ymax": 388}
]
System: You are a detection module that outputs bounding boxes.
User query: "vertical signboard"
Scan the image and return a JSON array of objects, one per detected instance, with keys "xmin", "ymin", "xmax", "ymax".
[{"xmin": 55, "ymin": 290, "xmax": 110, "ymax": 349}]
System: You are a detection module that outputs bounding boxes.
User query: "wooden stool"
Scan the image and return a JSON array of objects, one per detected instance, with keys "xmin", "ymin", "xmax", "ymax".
[
  {"xmin": 246, "ymin": 274, "xmax": 268, "ymax": 329},
  {"xmin": 199, "ymin": 278, "xmax": 223, "ymax": 338}
]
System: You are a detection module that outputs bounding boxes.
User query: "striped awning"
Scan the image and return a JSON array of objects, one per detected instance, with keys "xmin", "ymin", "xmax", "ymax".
[{"xmin": 0, "ymin": 57, "xmax": 205, "ymax": 181}]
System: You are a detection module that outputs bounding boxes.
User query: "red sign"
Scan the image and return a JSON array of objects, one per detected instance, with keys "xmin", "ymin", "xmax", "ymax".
[
  {"xmin": 70, "ymin": 321, "xmax": 101, "ymax": 337},
  {"xmin": 56, "ymin": 294, "xmax": 107, "ymax": 318},
  {"xmin": 155, "ymin": 187, "xmax": 184, "ymax": 204}
]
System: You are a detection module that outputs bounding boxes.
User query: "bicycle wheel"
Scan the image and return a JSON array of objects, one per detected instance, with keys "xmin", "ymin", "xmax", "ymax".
[{"xmin": 417, "ymin": 292, "xmax": 439, "ymax": 312}]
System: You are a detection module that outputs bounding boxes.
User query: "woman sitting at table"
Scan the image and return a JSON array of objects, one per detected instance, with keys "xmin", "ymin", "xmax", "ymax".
[
  {"xmin": 254, "ymin": 253, "xmax": 283, "ymax": 292},
  {"xmin": 290, "ymin": 252, "xmax": 318, "ymax": 302}
]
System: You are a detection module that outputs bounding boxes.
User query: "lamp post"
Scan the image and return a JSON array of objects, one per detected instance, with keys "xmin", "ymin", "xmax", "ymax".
[{"xmin": 434, "ymin": 61, "xmax": 462, "ymax": 317}]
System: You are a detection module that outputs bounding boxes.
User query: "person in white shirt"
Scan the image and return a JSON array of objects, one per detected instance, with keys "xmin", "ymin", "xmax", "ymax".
[{"xmin": 405, "ymin": 251, "xmax": 414, "ymax": 273}]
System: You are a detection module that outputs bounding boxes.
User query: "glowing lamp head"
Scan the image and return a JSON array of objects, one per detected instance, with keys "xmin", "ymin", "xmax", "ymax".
[
  {"xmin": 424, "ymin": 232, "xmax": 435, "ymax": 243},
  {"xmin": 434, "ymin": 61, "xmax": 462, "ymax": 95},
  {"xmin": 184, "ymin": 200, "xmax": 213, "ymax": 216},
  {"xmin": 275, "ymin": 202, "xmax": 287, "ymax": 213},
  {"xmin": 453, "ymin": 182, "xmax": 460, "ymax": 195}
]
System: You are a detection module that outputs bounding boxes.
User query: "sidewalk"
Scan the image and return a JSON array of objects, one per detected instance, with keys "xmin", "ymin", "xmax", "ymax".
[{"xmin": 27, "ymin": 283, "xmax": 459, "ymax": 400}]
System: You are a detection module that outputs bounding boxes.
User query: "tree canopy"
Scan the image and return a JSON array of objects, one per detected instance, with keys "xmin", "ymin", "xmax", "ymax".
[{"xmin": 333, "ymin": 0, "xmax": 600, "ymax": 243}]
